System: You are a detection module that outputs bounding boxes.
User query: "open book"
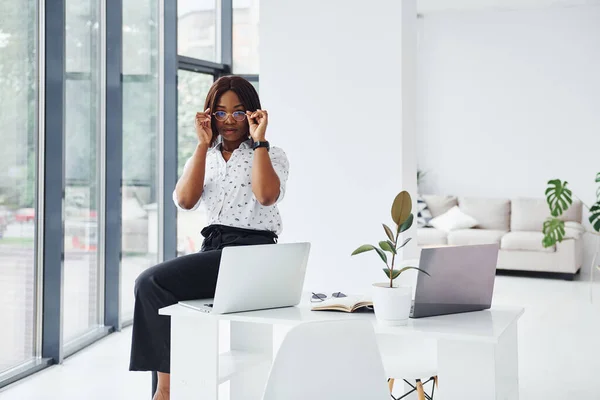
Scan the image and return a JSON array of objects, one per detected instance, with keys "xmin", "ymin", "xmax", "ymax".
[{"xmin": 310, "ymin": 295, "xmax": 373, "ymax": 313}]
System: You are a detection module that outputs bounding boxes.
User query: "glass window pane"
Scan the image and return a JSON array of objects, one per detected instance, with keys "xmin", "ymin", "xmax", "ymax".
[
  {"xmin": 0, "ymin": 0, "xmax": 38, "ymax": 373},
  {"xmin": 177, "ymin": 70, "xmax": 213, "ymax": 255},
  {"xmin": 178, "ymin": 0, "xmax": 218, "ymax": 62},
  {"xmin": 233, "ymin": 0, "xmax": 259, "ymax": 74},
  {"xmin": 64, "ymin": 0, "xmax": 102, "ymax": 344},
  {"xmin": 121, "ymin": 0, "xmax": 160, "ymax": 323}
]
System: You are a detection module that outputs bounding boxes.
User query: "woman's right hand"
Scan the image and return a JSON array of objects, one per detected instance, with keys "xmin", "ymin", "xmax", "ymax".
[{"xmin": 195, "ymin": 108, "xmax": 212, "ymax": 147}]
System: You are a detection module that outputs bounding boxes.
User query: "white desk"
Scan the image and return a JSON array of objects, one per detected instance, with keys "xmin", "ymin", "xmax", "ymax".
[{"xmin": 160, "ymin": 298, "xmax": 523, "ymax": 400}]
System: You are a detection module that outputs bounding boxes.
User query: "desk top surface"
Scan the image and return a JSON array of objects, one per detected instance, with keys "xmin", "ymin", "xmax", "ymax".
[{"xmin": 160, "ymin": 295, "xmax": 524, "ymax": 343}]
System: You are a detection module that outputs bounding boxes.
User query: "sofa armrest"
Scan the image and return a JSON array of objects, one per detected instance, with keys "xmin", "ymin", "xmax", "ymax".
[
  {"xmin": 564, "ymin": 221, "xmax": 586, "ymax": 240},
  {"xmin": 555, "ymin": 238, "xmax": 584, "ymax": 273}
]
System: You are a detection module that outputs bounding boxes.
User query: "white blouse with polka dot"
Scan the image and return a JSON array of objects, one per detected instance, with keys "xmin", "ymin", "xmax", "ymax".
[{"xmin": 173, "ymin": 139, "xmax": 289, "ymax": 235}]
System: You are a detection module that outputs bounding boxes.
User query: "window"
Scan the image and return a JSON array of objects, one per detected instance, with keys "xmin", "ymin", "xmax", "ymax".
[
  {"xmin": 178, "ymin": 0, "xmax": 218, "ymax": 62},
  {"xmin": 121, "ymin": 0, "xmax": 161, "ymax": 323},
  {"xmin": 63, "ymin": 0, "xmax": 103, "ymax": 344},
  {"xmin": 0, "ymin": 0, "xmax": 38, "ymax": 373},
  {"xmin": 233, "ymin": 0, "xmax": 259, "ymax": 74},
  {"xmin": 176, "ymin": 70, "xmax": 214, "ymax": 255}
]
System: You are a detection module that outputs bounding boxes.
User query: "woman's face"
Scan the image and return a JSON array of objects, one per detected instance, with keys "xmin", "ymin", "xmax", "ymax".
[{"xmin": 214, "ymin": 90, "xmax": 249, "ymax": 142}]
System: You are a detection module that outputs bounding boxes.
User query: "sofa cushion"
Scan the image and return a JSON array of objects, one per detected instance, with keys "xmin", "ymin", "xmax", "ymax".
[
  {"xmin": 501, "ymin": 231, "xmax": 556, "ymax": 253},
  {"xmin": 429, "ymin": 206, "xmax": 478, "ymax": 233},
  {"xmin": 447, "ymin": 229, "xmax": 507, "ymax": 246},
  {"xmin": 421, "ymin": 195, "xmax": 458, "ymax": 218},
  {"xmin": 511, "ymin": 197, "xmax": 582, "ymax": 232},
  {"xmin": 417, "ymin": 228, "xmax": 447, "ymax": 246},
  {"xmin": 458, "ymin": 197, "xmax": 511, "ymax": 231}
]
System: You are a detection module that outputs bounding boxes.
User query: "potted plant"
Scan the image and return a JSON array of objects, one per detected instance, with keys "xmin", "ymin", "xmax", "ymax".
[
  {"xmin": 351, "ymin": 190, "xmax": 430, "ymax": 326},
  {"xmin": 542, "ymin": 174, "xmax": 600, "ymax": 292}
]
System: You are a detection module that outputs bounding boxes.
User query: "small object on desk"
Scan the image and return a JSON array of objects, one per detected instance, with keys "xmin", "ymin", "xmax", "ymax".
[{"xmin": 310, "ymin": 294, "xmax": 373, "ymax": 313}]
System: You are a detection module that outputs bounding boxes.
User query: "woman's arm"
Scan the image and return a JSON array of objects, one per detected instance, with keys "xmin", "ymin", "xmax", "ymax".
[
  {"xmin": 175, "ymin": 143, "xmax": 209, "ymax": 209},
  {"xmin": 252, "ymin": 147, "xmax": 281, "ymax": 206},
  {"xmin": 175, "ymin": 110, "xmax": 213, "ymax": 209},
  {"xmin": 247, "ymin": 109, "xmax": 284, "ymax": 206}
]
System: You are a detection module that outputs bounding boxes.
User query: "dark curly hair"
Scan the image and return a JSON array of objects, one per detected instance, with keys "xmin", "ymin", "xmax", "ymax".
[{"xmin": 203, "ymin": 75, "xmax": 262, "ymax": 147}]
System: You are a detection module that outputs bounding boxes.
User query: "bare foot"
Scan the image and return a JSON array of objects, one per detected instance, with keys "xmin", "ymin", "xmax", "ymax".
[{"xmin": 153, "ymin": 387, "xmax": 170, "ymax": 400}]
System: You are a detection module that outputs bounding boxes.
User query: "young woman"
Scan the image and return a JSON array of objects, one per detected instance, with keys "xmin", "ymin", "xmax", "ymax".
[{"xmin": 129, "ymin": 76, "xmax": 289, "ymax": 400}]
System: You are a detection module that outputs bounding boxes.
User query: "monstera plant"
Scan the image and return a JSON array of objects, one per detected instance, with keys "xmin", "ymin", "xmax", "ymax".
[
  {"xmin": 351, "ymin": 190, "xmax": 430, "ymax": 288},
  {"xmin": 543, "ymin": 173, "xmax": 600, "ymax": 272}
]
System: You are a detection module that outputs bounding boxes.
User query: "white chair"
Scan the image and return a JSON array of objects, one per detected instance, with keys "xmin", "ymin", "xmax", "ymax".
[
  {"xmin": 379, "ymin": 334, "xmax": 438, "ymax": 400},
  {"xmin": 261, "ymin": 320, "xmax": 391, "ymax": 400}
]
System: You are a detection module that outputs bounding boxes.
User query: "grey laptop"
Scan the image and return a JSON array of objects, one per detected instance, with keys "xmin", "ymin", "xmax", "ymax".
[
  {"xmin": 179, "ymin": 242, "xmax": 311, "ymax": 314},
  {"xmin": 410, "ymin": 243, "xmax": 499, "ymax": 318}
]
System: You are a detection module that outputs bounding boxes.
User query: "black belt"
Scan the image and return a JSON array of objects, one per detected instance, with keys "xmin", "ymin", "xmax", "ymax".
[{"xmin": 200, "ymin": 224, "xmax": 278, "ymax": 251}]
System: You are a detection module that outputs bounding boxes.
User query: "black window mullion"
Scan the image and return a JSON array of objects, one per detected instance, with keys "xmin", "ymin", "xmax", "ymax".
[
  {"xmin": 162, "ymin": 0, "xmax": 178, "ymax": 262},
  {"xmin": 42, "ymin": 0, "xmax": 66, "ymax": 364},
  {"xmin": 177, "ymin": 55, "xmax": 228, "ymax": 75},
  {"xmin": 104, "ymin": 0, "xmax": 123, "ymax": 331},
  {"xmin": 221, "ymin": 0, "xmax": 232, "ymax": 69}
]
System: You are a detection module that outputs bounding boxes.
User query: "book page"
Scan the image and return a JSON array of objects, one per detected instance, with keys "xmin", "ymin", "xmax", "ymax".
[{"xmin": 310, "ymin": 294, "xmax": 372, "ymax": 311}]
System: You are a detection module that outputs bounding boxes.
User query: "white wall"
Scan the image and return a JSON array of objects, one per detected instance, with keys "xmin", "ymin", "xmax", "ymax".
[
  {"xmin": 417, "ymin": 5, "xmax": 600, "ymax": 276},
  {"xmin": 260, "ymin": 0, "xmax": 418, "ymax": 293}
]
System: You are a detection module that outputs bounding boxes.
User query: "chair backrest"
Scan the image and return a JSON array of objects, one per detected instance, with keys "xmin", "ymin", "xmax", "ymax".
[{"xmin": 261, "ymin": 320, "xmax": 390, "ymax": 400}]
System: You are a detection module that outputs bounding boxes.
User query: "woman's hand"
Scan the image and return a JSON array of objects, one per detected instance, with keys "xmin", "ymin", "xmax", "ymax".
[
  {"xmin": 195, "ymin": 108, "xmax": 212, "ymax": 147},
  {"xmin": 247, "ymin": 109, "xmax": 268, "ymax": 142}
]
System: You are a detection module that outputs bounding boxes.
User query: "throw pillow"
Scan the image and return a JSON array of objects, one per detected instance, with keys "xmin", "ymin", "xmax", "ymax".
[
  {"xmin": 417, "ymin": 195, "xmax": 433, "ymax": 228},
  {"xmin": 429, "ymin": 206, "xmax": 478, "ymax": 233}
]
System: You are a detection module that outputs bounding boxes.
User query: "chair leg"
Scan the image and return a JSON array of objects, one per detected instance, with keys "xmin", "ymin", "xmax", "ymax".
[
  {"xmin": 416, "ymin": 379, "xmax": 426, "ymax": 400},
  {"xmin": 388, "ymin": 378, "xmax": 395, "ymax": 393}
]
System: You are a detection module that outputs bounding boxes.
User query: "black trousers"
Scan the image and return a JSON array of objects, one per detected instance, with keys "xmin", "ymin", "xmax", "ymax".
[{"xmin": 128, "ymin": 224, "xmax": 277, "ymax": 396}]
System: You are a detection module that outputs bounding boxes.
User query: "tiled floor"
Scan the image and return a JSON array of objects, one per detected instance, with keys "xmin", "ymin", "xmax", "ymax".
[{"xmin": 1, "ymin": 275, "xmax": 600, "ymax": 400}]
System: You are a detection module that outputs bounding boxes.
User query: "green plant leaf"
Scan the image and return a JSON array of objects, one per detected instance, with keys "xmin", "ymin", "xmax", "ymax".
[
  {"xmin": 374, "ymin": 247, "xmax": 388, "ymax": 264},
  {"xmin": 382, "ymin": 224, "xmax": 395, "ymax": 243},
  {"xmin": 396, "ymin": 266, "xmax": 431, "ymax": 277},
  {"xmin": 396, "ymin": 237, "xmax": 412, "ymax": 250},
  {"xmin": 590, "ymin": 201, "xmax": 600, "ymax": 233},
  {"xmin": 351, "ymin": 244, "xmax": 376, "ymax": 256},
  {"xmin": 596, "ymin": 172, "xmax": 600, "ymax": 201},
  {"xmin": 596, "ymin": 172, "xmax": 600, "ymax": 183},
  {"xmin": 382, "ymin": 268, "xmax": 401, "ymax": 280},
  {"xmin": 379, "ymin": 241, "xmax": 396, "ymax": 254},
  {"xmin": 545, "ymin": 179, "xmax": 573, "ymax": 217},
  {"xmin": 542, "ymin": 217, "xmax": 566, "ymax": 248},
  {"xmin": 398, "ymin": 213, "xmax": 414, "ymax": 233},
  {"xmin": 383, "ymin": 266, "xmax": 430, "ymax": 280},
  {"xmin": 351, "ymin": 244, "xmax": 388, "ymax": 264},
  {"xmin": 391, "ymin": 191, "xmax": 412, "ymax": 226}
]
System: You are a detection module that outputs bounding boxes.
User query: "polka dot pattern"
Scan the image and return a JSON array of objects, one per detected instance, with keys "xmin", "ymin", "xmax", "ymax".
[{"xmin": 173, "ymin": 139, "xmax": 289, "ymax": 235}]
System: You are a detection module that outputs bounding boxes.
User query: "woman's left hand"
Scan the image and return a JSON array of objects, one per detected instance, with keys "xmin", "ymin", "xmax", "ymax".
[{"xmin": 247, "ymin": 110, "xmax": 268, "ymax": 141}]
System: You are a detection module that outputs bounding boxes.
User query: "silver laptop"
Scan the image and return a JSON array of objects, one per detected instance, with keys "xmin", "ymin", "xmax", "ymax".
[
  {"xmin": 179, "ymin": 242, "xmax": 311, "ymax": 314},
  {"xmin": 410, "ymin": 243, "xmax": 499, "ymax": 318}
]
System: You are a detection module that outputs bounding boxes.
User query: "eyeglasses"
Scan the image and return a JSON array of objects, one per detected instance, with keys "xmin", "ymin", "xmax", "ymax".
[
  {"xmin": 212, "ymin": 111, "xmax": 247, "ymax": 122},
  {"xmin": 311, "ymin": 292, "xmax": 347, "ymax": 303}
]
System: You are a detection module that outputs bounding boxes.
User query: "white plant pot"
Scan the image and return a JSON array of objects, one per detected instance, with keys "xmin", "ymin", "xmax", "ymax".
[{"xmin": 371, "ymin": 283, "xmax": 412, "ymax": 326}]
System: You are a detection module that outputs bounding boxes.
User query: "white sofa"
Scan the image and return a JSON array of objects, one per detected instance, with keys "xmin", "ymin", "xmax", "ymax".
[{"xmin": 417, "ymin": 195, "xmax": 584, "ymax": 279}]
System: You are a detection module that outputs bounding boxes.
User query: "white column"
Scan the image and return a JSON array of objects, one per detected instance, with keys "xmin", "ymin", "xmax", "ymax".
[{"xmin": 260, "ymin": 0, "xmax": 418, "ymax": 293}]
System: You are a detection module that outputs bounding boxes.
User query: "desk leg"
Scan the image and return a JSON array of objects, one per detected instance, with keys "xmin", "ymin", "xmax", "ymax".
[
  {"xmin": 170, "ymin": 316, "xmax": 219, "ymax": 399},
  {"xmin": 230, "ymin": 321, "xmax": 273, "ymax": 400},
  {"xmin": 437, "ymin": 322, "xmax": 519, "ymax": 400}
]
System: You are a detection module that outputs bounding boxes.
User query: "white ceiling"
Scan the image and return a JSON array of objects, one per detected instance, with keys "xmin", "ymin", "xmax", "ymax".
[{"xmin": 417, "ymin": 0, "xmax": 600, "ymax": 14}]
